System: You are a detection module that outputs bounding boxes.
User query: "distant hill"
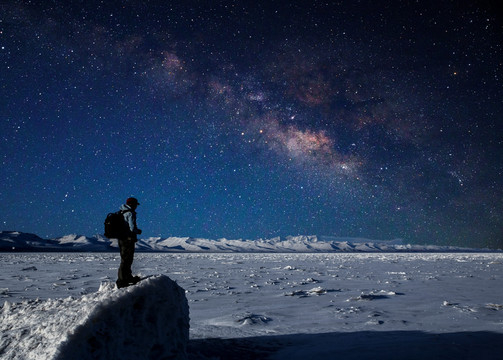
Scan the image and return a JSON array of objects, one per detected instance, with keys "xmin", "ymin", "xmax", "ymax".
[
  {"xmin": 0, "ymin": 231, "xmax": 497, "ymax": 253},
  {"xmin": 0, "ymin": 231, "xmax": 115, "ymax": 252}
]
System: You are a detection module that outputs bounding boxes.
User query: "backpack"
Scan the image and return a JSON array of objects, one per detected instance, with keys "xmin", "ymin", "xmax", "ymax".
[{"xmin": 104, "ymin": 210, "xmax": 130, "ymax": 239}]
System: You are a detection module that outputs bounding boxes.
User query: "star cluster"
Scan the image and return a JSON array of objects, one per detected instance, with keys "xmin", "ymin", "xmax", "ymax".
[{"xmin": 1, "ymin": 1, "xmax": 502, "ymax": 247}]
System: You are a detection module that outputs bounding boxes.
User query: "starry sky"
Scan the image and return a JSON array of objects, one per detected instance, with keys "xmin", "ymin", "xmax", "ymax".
[{"xmin": 1, "ymin": 1, "xmax": 502, "ymax": 248}]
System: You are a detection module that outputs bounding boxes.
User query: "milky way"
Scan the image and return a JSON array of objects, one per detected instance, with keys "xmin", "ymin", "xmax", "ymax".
[{"xmin": 1, "ymin": 1, "xmax": 502, "ymax": 248}]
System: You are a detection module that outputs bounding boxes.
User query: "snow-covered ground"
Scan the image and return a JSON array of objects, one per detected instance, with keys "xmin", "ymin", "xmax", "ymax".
[{"xmin": 1, "ymin": 252, "xmax": 503, "ymax": 359}]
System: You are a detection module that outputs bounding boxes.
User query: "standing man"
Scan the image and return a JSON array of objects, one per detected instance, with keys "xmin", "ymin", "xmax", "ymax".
[{"xmin": 116, "ymin": 197, "xmax": 142, "ymax": 288}]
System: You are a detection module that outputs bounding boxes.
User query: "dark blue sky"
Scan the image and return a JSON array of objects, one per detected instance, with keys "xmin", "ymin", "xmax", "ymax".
[{"xmin": 1, "ymin": 1, "xmax": 502, "ymax": 248}]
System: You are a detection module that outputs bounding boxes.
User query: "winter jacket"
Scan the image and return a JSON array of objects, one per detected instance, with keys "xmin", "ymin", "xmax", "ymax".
[{"xmin": 120, "ymin": 204, "xmax": 141, "ymax": 238}]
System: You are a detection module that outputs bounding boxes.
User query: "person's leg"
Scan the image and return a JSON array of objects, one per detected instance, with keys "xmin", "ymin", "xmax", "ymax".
[
  {"xmin": 117, "ymin": 238, "xmax": 134, "ymax": 287},
  {"xmin": 124, "ymin": 240, "xmax": 135, "ymax": 280}
]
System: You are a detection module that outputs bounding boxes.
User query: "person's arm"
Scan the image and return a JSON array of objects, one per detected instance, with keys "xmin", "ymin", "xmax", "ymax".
[
  {"xmin": 123, "ymin": 211, "xmax": 135, "ymax": 233},
  {"xmin": 124, "ymin": 211, "xmax": 142, "ymax": 234}
]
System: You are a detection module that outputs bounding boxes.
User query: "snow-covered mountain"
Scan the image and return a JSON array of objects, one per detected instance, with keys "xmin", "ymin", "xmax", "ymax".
[
  {"xmin": 0, "ymin": 231, "xmax": 116, "ymax": 252},
  {"xmin": 0, "ymin": 231, "xmax": 496, "ymax": 252}
]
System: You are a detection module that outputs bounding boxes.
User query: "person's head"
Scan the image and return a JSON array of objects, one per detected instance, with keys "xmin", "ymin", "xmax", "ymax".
[{"xmin": 126, "ymin": 197, "xmax": 140, "ymax": 209}]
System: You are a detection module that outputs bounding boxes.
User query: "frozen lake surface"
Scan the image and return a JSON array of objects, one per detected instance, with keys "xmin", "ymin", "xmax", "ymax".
[{"xmin": 2, "ymin": 252, "xmax": 503, "ymax": 359}]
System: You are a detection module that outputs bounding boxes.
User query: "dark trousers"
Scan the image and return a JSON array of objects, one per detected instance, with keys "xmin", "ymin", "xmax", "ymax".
[{"xmin": 117, "ymin": 238, "xmax": 135, "ymax": 283}]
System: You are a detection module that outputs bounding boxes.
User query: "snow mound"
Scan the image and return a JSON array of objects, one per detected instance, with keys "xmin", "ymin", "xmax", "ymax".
[{"xmin": 0, "ymin": 275, "xmax": 189, "ymax": 360}]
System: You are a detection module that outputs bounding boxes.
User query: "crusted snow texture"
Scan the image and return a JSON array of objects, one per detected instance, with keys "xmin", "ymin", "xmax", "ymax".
[{"xmin": 0, "ymin": 275, "xmax": 189, "ymax": 360}]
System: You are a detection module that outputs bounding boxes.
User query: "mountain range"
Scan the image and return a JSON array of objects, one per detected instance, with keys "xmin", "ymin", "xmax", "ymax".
[{"xmin": 0, "ymin": 231, "xmax": 497, "ymax": 253}]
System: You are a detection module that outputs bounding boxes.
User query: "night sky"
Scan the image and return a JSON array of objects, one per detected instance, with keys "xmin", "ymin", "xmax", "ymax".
[{"xmin": 2, "ymin": 1, "xmax": 502, "ymax": 248}]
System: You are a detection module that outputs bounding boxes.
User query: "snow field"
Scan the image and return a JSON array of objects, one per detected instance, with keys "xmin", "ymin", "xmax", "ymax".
[{"xmin": 1, "ymin": 252, "xmax": 503, "ymax": 359}]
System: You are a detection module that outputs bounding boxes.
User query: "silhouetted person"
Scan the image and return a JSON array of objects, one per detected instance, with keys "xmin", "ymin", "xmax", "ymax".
[{"xmin": 116, "ymin": 197, "xmax": 142, "ymax": 288}]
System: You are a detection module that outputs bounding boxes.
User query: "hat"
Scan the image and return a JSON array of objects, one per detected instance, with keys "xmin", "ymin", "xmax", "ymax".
[{"xmin": 126, "ymin": 197, "xmax": 140, "ymax": 206}]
